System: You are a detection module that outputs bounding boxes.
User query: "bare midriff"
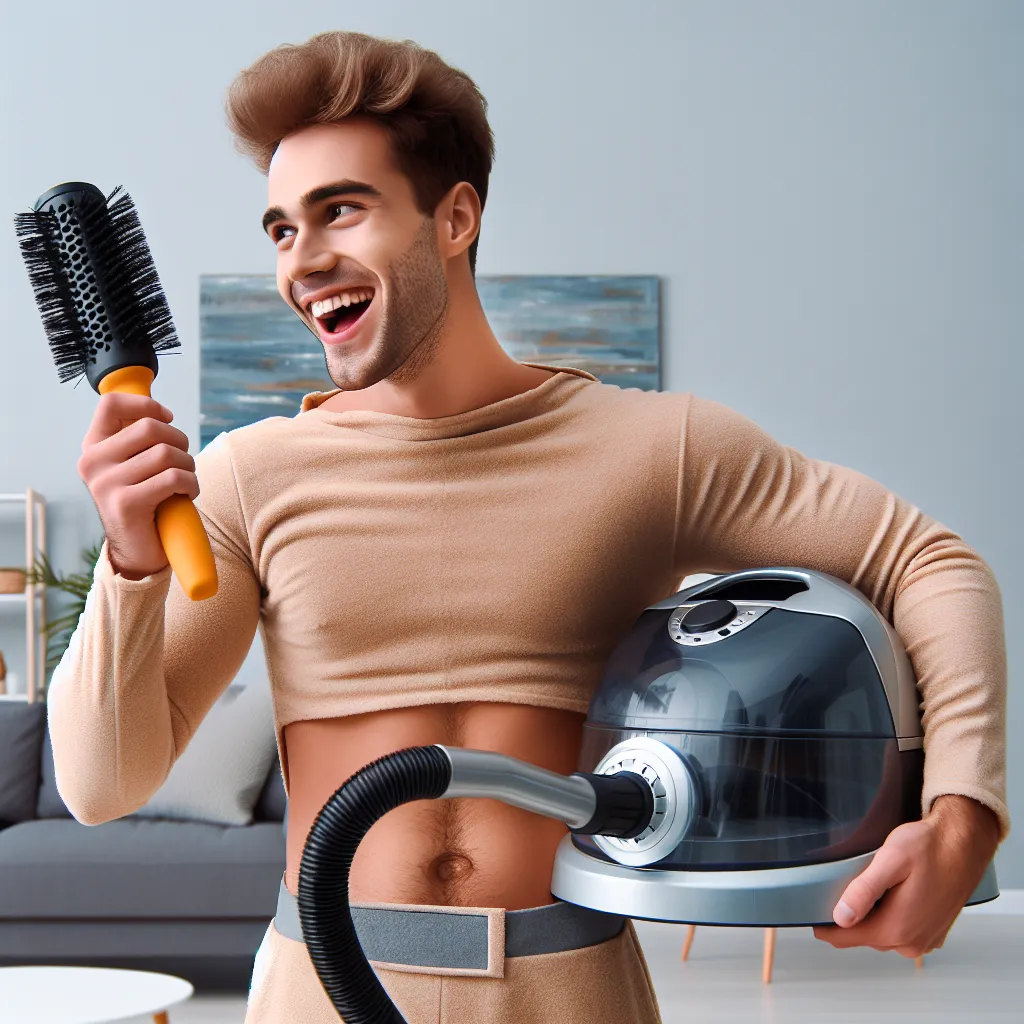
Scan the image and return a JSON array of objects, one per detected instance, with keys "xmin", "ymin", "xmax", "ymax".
[{"xmin": 282, "ymin": 702, "xmax": 586, "ymax": 910}]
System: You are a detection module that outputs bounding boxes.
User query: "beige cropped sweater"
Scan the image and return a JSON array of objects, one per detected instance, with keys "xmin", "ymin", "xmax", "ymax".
[{"xmin": 47, "ymin": 365, "xmax": 1009, "ymax": 838}]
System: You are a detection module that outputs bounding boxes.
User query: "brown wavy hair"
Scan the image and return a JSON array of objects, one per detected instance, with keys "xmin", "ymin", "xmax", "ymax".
[{"xmin": 225, "ymin": 31, "xmax": 495, "ymax": 274}]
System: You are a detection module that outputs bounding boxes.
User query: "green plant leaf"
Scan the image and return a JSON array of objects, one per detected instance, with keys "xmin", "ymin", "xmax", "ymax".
[
  {"xmin": 27, "ymin": 539, "xmax": 105, "ymax": 680},
  {"xmin": 44, "ymin": 613, "xmax": 83, "ymax": 634}
]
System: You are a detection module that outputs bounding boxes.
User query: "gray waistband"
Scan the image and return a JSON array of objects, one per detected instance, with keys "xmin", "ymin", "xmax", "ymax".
[{"xmin": 274, "ymin": 880, "xmax": 625, "ymax": 969}]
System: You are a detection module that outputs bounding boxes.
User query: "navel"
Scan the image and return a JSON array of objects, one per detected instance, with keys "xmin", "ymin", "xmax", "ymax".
[{"xmin": 431, "ymin": 852, "xmax": 474, "ymax": 883}]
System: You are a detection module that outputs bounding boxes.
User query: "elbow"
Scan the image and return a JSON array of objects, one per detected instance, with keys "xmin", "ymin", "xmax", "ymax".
[
  {"xmin": 68, "ymin": 804, "xmax": 120, "ymax": 828},
  {"xmin": 46, "ymin": 676, "xmax": 169, "ymax": 826},
  {"xmin": 900, "ymin": 531, "xmax": 1002, "ymax": 596},
  {"xmin": 55, "ymin": 776, "xmax": 145, "ymax": 826},
  {"xmin": 52, "ymin": 751, "xmax": 164, "ymax": 825}
]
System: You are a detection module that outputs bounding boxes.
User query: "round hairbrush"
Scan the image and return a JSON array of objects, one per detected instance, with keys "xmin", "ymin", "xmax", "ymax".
[{"xmin": 15, "ymin": 182, "xmax": 218, "ymax": 601}]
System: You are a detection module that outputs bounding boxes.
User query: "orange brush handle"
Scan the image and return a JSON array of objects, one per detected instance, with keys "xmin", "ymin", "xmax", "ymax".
[{"xmin": 98, "ymin": 366, "xmax": 219, "ymax": 601}]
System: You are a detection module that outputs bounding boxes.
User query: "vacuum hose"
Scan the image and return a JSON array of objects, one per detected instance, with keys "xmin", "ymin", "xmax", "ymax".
[{"xmin": 297, "ymin": 744, "xmax": 655, "ymax": 1023}]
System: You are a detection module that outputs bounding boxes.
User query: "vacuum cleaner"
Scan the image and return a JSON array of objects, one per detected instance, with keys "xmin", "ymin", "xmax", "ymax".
[{"xmin": 296, "ymin": 567, "xmax": 1000, "ymax": 1022}]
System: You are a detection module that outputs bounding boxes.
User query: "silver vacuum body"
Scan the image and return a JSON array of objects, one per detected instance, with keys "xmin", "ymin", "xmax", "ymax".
[{"xmin": 551, "ymin": 567, "xmax": 1000, "ymax": 926}]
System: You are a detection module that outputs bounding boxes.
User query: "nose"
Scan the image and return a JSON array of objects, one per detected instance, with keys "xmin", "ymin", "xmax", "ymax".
[{"xmin": 287, "ymin": 228, "xmax": 337, "ymax": 283}]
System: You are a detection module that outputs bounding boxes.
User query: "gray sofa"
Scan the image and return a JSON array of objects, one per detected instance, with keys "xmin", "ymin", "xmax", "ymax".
[{"xmin": 0, "ymin": 696, "xmax": 286, "ymax": 989}]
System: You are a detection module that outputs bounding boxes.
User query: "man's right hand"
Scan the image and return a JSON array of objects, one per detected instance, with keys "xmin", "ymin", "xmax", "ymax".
[{"xmin": 77, "ymin": 393, "xmax": 199, "ymax": 581}]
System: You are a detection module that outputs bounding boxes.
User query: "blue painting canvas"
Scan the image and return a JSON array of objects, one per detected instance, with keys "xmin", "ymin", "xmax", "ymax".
[{"xmin": 199, "ymin": 275, "xmax": 660, "ymax": 450}]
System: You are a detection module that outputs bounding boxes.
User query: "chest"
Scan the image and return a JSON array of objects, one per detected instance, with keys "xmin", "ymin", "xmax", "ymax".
[{"xmin": 249, "ymin": 430, "xmax": 681, "ymax": 654}]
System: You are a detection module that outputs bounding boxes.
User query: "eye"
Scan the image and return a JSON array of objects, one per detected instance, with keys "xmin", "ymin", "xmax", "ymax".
[
  {"xmin": 328, "ymin": 202, "xmax": 361, "ymax": 221},
  {"xmin": 269, "ymin": 203, "xmax": 363, "ymax": 245}
]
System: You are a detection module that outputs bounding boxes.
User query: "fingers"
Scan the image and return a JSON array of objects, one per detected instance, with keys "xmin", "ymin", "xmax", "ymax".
[
  {"xmin": 78, "ymin": 399, "xmax": 199, "ymax": 536},
  {"xmin": 833, "ymin": 838, "xmax": 914, "ymax": 927},
  {"xmin": 814, "ymin": 921, "xmax": 941, "ymax": 958},
  {"xmin": 812, "ymin": 817, "xmax": 970, "ymax": 959},
  {"xmin": 813, "ymin": 888, "xmax": 956, "ymax": 956},
  {"xmin": 109, "ymin": 467, "xmax": 201, "ymax": 516},
  {"xmin": 75, "ymin": 392, "xmax": 201, "ymax": 581},
  {"xmin": 816, "ymin": 883, "xmax": 902, "ymax": 949},
  {"xmin": 814, "ymin": 905, "xmax": 898, "ymax": 950},
  {"xmin": 83, "ymin": 392, "xmax": 174, "ymax": 446},
  {"xmin": 94, "ymin": 444, "xmax": 198, "ymax": 494},
  {"xmin": 80, "ymin": 415, "xmax": 192, "ymax": 482}
]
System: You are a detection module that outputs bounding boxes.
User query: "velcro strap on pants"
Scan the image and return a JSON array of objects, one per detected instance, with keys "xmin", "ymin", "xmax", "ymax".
[{"xmin": 274, "ymin": 879, "xmax": 625, "ymax": 978}]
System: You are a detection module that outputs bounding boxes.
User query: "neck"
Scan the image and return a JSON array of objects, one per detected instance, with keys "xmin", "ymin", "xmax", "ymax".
[{"xmin": 321, "ymin": 265, "xmax": 554, "ymax": 418}]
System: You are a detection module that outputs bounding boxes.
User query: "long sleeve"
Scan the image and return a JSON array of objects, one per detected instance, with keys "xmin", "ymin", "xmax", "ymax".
[
  {"xmin": 47, "ymin": 433, "xmax": 262, "ymax": 825},
  {"xmin": 673, "ymin": 393, "xmax": 1009, "ymax": 839}
]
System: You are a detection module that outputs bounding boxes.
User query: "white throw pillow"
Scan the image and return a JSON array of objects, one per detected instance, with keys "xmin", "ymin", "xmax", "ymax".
[{"xmin": 135, "ymin": 675, "xmax": 276, "ymax": 827}]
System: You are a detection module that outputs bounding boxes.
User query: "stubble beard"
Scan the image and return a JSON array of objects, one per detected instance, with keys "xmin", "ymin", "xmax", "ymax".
[{"xmin": 323, "ymin": 217, "xmax": 449, "ymax": 391}]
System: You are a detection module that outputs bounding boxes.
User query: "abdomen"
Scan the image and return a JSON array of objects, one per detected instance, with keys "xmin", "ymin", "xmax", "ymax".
[{"xmin": 283, "ymin": 702, "xmax": 585, "ymax": 909}]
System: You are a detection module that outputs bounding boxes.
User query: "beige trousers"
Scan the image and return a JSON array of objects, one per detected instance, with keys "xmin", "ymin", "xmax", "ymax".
[{"xmin": 244, "ymin": 916, "xmax": 663, "ymax": 1023}]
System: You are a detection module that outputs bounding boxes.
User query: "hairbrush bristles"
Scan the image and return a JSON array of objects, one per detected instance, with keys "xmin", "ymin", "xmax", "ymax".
[
  {"xmin": 83, "ymin": 186, "xmax": 180, "ymax": 358},
  {"xmin": 14, "ymin": 207, "xmax": 91, "ymax": 382},
  {"xmin": 14, "ymin": 182, "xmax": 180, "ymax": 390}
]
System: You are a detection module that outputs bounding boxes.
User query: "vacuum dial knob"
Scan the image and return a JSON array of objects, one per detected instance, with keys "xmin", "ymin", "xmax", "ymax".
[
  {"xmin": 667, "ymin": 602, "xmax": 769, "ymax": 646},
  {"xmin": 680, "ymin": 599, "xmax": 737, "ymax": 633}
]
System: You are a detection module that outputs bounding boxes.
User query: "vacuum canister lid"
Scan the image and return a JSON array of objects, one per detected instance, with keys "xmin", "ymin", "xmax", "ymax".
[{"xmin": 588, "ymin": 567, "xmax": 921, "ymax": 741}]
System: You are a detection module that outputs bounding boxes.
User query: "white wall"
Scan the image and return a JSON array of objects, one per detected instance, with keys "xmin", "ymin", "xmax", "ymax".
[{"xmin": 1, "ymin": 1, "xmax": 1020, "ymax": 882}]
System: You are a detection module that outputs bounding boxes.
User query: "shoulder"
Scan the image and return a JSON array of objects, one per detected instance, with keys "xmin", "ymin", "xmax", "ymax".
[
  {"xmin": 583, "ymin": 385, "xmax": 771, "ymax": 440},
  {"xmin": 570, "ymin": 377, "xmax": 694, "ymax": 423},
  {"xmin": 194, "ymin": 414, "xmax": 324, "ymax": 492},
  {"xmin": 197, "ymin": 411, "xmax": 322, "ymax": 460}
]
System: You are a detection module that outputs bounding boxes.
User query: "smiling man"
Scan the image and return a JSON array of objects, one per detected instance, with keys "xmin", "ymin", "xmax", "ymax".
[
  {"xmin": 49, "ymin": 29, "xmax": 1008, "ymax": 1024},
  {"xmin": 257, "ymin": 116, "xmax": 554, "ymax": 418}
]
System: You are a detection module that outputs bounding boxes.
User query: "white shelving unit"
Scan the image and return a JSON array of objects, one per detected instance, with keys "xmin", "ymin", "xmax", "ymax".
[{"xmin": 0, "ymin": 490, "xmax": 46, "ymax": 703}]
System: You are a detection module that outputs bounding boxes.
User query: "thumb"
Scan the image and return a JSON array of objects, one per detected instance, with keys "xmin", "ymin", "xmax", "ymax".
[{"xmin": 833, "ymin": 842, "xmax": 912, "ymax": 927}]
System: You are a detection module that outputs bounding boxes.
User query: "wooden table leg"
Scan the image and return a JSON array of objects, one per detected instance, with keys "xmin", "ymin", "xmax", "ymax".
[
  {"xmin": 681, "ymin": 924, "xmax": 697, "ymax": 961},
  {"xmin": 153, "ymin": 1012, "xmax": 169, "ymax": 1024},
  {"xmin": 762, "ymin": 927, "xmax": 776, "ymax": 984}
]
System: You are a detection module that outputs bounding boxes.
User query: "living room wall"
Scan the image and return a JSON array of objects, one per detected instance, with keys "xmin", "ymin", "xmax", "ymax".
[{"xmin": 0, "ymin": 1, "xmax": 1020, "ymax": 883}]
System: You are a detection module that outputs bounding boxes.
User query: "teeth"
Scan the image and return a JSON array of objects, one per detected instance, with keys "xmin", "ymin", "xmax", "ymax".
[{"xmin": 310, "ymin": 289, "xmax": 372, "ymax": 319}]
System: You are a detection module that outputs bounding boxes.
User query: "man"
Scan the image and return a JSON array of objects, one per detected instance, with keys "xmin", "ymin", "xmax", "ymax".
[{"xmin": 49, "ymin": 30, "xmax": 1007, "ymax": 1024}]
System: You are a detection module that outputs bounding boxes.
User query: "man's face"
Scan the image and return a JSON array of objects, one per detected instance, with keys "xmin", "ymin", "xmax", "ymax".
[{"xmin": 263, "ymin": 119, "xmax": 449, "ymax": 391}]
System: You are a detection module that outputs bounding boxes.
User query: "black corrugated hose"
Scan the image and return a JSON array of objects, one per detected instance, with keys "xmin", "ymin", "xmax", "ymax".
[
  {"xmin": 297, "ymin": 745, "xmax": 453, "ymax": 1024},
  {"xmin": 296, "ymin": 744, "xmax": 653, "ymax": 1022}
]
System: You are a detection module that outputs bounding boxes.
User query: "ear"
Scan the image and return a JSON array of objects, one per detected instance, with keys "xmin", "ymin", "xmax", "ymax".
[{"xmin": 435, "ymin": 182, "xmax": 480, "ymax": 261}]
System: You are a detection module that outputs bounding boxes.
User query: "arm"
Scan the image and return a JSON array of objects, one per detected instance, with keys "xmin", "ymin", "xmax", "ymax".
[
  {"xmin": 674, "ymin": 393, "xmax": 1007, "ymax": 955},
  {"xmin": 673, "ymin": 392, "xmax": 1008, "ymax": 837},
  {"xmin": 47, "ymin": 432, "xmax": 261, "ymax": 824}
]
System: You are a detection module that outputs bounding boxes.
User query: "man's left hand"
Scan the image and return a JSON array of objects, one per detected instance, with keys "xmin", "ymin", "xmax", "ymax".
[{"xmin": 812, "ymin": 795, "xmax": 1001, "ymax": 958}]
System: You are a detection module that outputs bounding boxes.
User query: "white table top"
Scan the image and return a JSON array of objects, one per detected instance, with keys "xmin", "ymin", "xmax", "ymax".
[{"xmin": 0, "ymin": 966, "xmax": 194, "ymax": 1024}]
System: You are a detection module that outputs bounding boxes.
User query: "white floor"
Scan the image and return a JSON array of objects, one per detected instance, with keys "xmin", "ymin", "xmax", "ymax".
[{"xmin": 113, "ymin": 909, "xmax": 1024, "ymax": 1023}]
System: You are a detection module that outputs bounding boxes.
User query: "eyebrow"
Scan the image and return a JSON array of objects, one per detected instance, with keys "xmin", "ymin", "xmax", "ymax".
[{"xmin": 262, "ymin": 179, "xmax": 383, "ymax": 234}]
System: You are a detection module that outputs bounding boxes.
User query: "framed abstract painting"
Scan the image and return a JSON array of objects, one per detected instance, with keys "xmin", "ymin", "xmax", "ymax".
[{"xmin": 199, "ymin": 274, "xmax": 661, "ymax": 450}]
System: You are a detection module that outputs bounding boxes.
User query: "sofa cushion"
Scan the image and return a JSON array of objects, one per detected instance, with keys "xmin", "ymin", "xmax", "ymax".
[
  {"xmin": 36, "ymin": 729, "xmax": 72, "ymax": 819},
  {"xmin": 0, "ymin": 817, "xmax": 284, "ymax": 919},
  {"xmin": 38, "ymin": 729, "xmax": 284, "ymax": 823},
  {"xmin": 253, "ymin": 757, "xmax": 287, "ymax": 823},
  {"xmin": 134, "ymin": 677, "xmax": 276, "ymax": 827},
  {"xmin": 0, "ymin": 700, "xmax": 46, "ymax": 825},
  {"xmin": 39, "ymin": 712, "xmax": 284, "ymax": 823}
]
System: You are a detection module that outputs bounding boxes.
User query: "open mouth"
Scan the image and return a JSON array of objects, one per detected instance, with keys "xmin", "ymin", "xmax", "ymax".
[
  {"xmin": 309, "ymin": 291, "xmax": 375, "ymax": 343},
  {"xmin": 319, "ymin": 298, "xmax": 371, "ymax": 334}
]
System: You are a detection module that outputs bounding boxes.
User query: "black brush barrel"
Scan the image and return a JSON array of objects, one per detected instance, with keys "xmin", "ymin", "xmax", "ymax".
[
  {"xmin": 32, "ymin": 183, "xmax": 159, "ymax": 389},
  {"xmin": 297, "ymin": 746, "xmax": 453, "ymax": 1023}
]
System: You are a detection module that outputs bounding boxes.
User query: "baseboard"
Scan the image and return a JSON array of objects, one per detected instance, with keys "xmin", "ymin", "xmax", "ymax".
[{"xmin": 962, "ymin": 888, "xmax": 1024, "ymax": 915}]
